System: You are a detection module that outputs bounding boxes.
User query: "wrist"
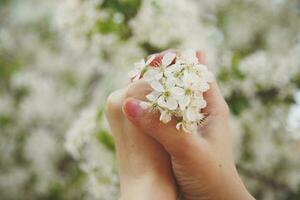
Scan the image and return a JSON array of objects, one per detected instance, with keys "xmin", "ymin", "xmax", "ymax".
[
  {"xmin": 210, "ymin": 165, "xmax": 255, "ymax": 200},
  {"xmin": 120, "ymin": 174, "xmax": 178, "ymax": 200},
  {"xmin": 222, "ymin": 171, "xmax": 256, "ymax": 200}
]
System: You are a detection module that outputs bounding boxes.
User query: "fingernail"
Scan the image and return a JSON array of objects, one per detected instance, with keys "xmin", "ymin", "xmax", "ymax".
[
  {"xmin": 124, "ymin": 99, "xmax": 143, "ymax": 118},
  {"xmin": 196, "ymin": 50, "xmax": 206, "ymax": 64}
]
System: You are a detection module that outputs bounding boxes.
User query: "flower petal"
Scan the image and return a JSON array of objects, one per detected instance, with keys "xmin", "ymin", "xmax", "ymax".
[
  {"xmin": 183, "ymin": 122, "xmax": 198, "ymax": 134},
  {"xmin": 182, "ymin": 49, "xmax": 198, "ymax": 64},
  {"xmin": 162, "ymin": 52, "xmax": 176, "ymax": 66},
  {"xmin": 128, "ymin": 68, "xmax": 140, "ymax": 78},
  {"xmin": 134, "ymin": 59, "xmax": 146, "ymax": 68},
  {"xmin": 146, "ymin": 91, "xmax": 161, "ymax": 101},
  {"xmin": 166, "ymin": 97, "xmax": 178, "ymax": 110},
  {"xmin": 160, "ymin": 110, "xmax": 172, "ymax": 123},
  {"xmin": 176, "ymin": 122, "xmax": 182, "ymax": 130},
  {"xmin": 143, "ymin": 69, "xmax": 161, "ymax": 82},
  {"xmin": 171, "ymin": 87, "xmax": 185, "ymax": 96},
  {"xmin": 204, "ymin": 71, "xmax": 214, "ymax": 82},
  {"xmin": 196, "ymin": 64, "xmax": 208, "ymax": 71},
  {"xmin": 185, "ymin": 108, "xmax": 197, "ymax": 121},
  {"xmin": 192, "ymin": 97, "xmax": 207, "ymax": 108},
  {"xmin": 178, "ymin": 96, "xmax": 190, "ymax": 110},
  {"xmin": 146, "ymin": 55, "xmax": 156, "ymax": 65},
  {"xmin": 195, "ymin": 82, "xmax": 209, "ymax": 92},
  {"xmin": 151, "ymin": 81, "xmax": 164, "ymax": 92},
  {"xmin": 155, "ymin": 72, "xmax": 163, "ymax": 80},
  {"xmin": 165, "ymin": 78, "xmax": 176, "ymax": 88},
  {"xmin": 165, "ymin": 63, "xmax": 182, "ymax": 75},
  {"xmin": 157, "ymin": 96, "xmax": 167, "ymax": 107}
]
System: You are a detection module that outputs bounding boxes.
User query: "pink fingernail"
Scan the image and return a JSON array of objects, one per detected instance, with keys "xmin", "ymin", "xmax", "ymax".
[{"xmin": 124, "ymin": 99, "xmax": 142, "ymax": 118}]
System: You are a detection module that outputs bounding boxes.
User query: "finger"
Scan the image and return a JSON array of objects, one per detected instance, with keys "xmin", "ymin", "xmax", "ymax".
[
  {"xmin": 106, "ymin": 88, "xmax": 127, "ymax": 121},
  {"xmin": 126, "ymin": 80, "xmax": 152, "ymax": 101},
  {"xmin": 196, "ymin": 50, "xmax": 229, "ymax": 116},
  {"xmin": 196, "ymin": 50, "xmax": 206, "ymax": 65},
  {"xmin": 122, "ymin": 97, "xmax": 204, "ymax": 157}
]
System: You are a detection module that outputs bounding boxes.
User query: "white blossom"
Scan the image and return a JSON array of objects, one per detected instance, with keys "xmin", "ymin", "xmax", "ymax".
[
  {"xmin": 130, "ymin": 50, "xmax": 214, "ymax": 134},
  {"xmin": 128, "ymin": 55, "xmax": 156, "ymax": 81}
]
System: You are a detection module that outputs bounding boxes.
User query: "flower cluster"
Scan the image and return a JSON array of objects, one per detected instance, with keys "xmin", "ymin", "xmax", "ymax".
[{"xmin": 129, "ymin": 50, "xmax": 214, "ymax": 134}]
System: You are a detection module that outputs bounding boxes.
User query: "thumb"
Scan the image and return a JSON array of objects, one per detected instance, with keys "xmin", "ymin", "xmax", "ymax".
[{"xmin": 122, "ymin": 97, "xmax": 202, "ymax": 157}]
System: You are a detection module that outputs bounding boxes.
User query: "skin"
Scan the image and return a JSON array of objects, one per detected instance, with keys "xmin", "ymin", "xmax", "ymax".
[
  {"xmin": 106, "ymin": 50, "xmax": 255, "ymax": 200},
  {"xmin": 105, "ymin": 79, "xmax": 178, "ymax": 198}
]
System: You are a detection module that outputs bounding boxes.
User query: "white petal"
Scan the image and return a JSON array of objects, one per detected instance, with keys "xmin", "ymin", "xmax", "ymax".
[
  {"xmin": 143, "ymin": 69, "xmax": 160, "ymax": 82},
  {"xmin": 176, "ymin": 122, "xmax": 182, "ymax": 130},
  {"xmin": 175, "ymin": 78, "xmax": 184, "ymax": 87},
  {"xmin": 185, "ymin": 108, "xmax": 197, "ymax": 121},
  {"xmin": 182, "ymin": 71, "xmax": 193, "ymax": 87},
  {"xmin": 204, "ymin": 71, "xmax": 214, "ymax": 82},
  {"xmin": 143, "ymin": 72, "xmax": 154, "ymax": 82},
  {"xmin": 160, "ymin": 111, "xmax": 172, "ymax": 123},
  {"xmin": 128, "ymin": 68, "xmax": 140, "ymax": 78},
  {"xmin": 188, "ymin": 72, "xmax": 201, "ymax": 83},
  {"xmin": 181, "ymin": 122, "xmax": 191, "ymax": 133},
  {"xmin": 171, "ymin": 87, "xmax": 185, "ymax": 96},
  {"xmin": 184, "ymin": 122, "xmax": 198, "ymax": 134},
  {"xmin": 157, "ymin": 96, "xmax": 167, "ymax": 107},
  {"xmin": 165, "ymin": 63, "xmax": 182, "ymax": 74},
  {"xmin": 134, "ymin": 59, "xmax": 146, "ymax": 68},
  {"xmin": 192, "ymin": 97, "xmax": 207, "ymax": 108},
  {"xmin": 182, "ymin": 49, "xmax": 197, "ymax": 64},
  {"xmin": 155, "ymin": 72, "xmax": 163, "ymax": 80},
  {"xmin": 196, "ymin": 64, "xmax": 208, "ymax": 71},
  {"xmin": 162, "ymin": 52, "xmax": 176, "ymax": 66},
  {"xmin": 165, "ymin": 78, "xmax": 176, "ymax": 89},
  {"xmin": 146, "ymin": 55, "xmax": 156, "ymax": 65},
  {"xmin": 196, "ymin": 82, "xmax": 210, "ymax": 92},
  {"xmin": 178, "ymin": 96, "xmax": 190, "ymax": 110},
  {"xmin": 166, "ymin": 97, "xmax": 178, "ymax": 110},
  {"xmin": 151, "ymin": 81, "xmax": 164, "ymax": 92},
  {"xmin": 146, "ymin": 91, "xmax": 161, "ymax": 101}
]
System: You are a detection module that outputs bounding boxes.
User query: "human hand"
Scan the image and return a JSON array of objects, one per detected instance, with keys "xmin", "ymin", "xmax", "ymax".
[
  {"xmin": 105, "ymin": 54, "xmax": 178, "ymax": 200},
  {"xmin": 122, "ymin": 51, "xmax": 255, "ymax": 200}
]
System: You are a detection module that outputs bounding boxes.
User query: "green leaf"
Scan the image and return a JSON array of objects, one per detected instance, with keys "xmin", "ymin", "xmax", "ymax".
[
  {"xmin": 226, "ymin": 90, "xmax": 249, "ymax": 116},
  {"xmin": 0, "ymin": 52, "xmax": 23, "ymax": 90},
  {"xmin": 0, "ymin": 115, "xmax": 12, "ymax": 127},
  {"xmin": 97, "ymin": 130, "xmax": 115, "ymax": 152},
  {"xmin": 292, "ymin": 72, "xmax": 300, "ymax": 89},
  {"xmin": 240, "ymin": 128, "xmax": 255, "ymax": 163},
  {"xmin": 101, "ymin": 0, "xmax": 141, "ymax": 21}
]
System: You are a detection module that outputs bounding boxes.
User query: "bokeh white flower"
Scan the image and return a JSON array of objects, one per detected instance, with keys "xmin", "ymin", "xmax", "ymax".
[{"xmin": 0, "ymin": 0, "xmax": 300, "ymax": 199}]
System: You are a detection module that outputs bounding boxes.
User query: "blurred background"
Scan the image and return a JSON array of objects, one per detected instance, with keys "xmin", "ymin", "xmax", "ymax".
[{"xmin": 0, "ymin": 0, "xmax": 300, "ymax": 199}]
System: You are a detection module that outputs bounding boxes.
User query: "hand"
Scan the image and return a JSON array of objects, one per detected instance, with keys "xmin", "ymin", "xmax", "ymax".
[
  {"xmin": 106, "ymin": 72, "xmax": 178, "ymax": 199},
  {"xmin": 122, "ymin": 51, "xmax": 255, "ymax": 200}
]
